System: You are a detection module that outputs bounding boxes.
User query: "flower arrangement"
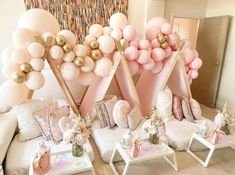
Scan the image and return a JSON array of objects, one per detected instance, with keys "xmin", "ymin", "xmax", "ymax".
[{"xmin": 63, "ymin": 117, "xmax": 90, "ymax": 145}]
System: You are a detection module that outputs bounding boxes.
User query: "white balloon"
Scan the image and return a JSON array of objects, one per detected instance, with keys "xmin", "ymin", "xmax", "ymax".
[
  {"xmin": 94, "ymin": 57, "xmax": 113, "ymax": 77},
  {"xmin": 30, "ymin": 58, "xmax": 45, "ymax": 71},
  {"xmin": 12, "ymin": 28, "xmax": 35, "ymax": 47},
  {"xmin": 111, "ymin": 28, "xmax": 122, "ymax": 40},
  {"xmin": 49, "ymin": 45, "xmax": 64, "ymax": 60},
  {"xmin": 63, "ymin": 51, "xmax": 75, "ymax": 62},
  {"xmin": 25, "ymin": 71, "xmax": 45, "ymax": 90},
  {"xmin": 81, "ymin": 56, "xmax": 95, "ymax": 72},
  {"xmin": 89, "ymin": 24, "xmax": 103, "ymax": 38},
  {"xmin": 109, "ymin": 13, "xmax": 128, "ymax": 30},
  {"xmin": 73, "ymin": 44, "xmax": 90, "ymax": 57},
  {"xmin": 2, "ymin": 63, "xmax": 19, "ymax": 79},
  {"xmin": 27, "ymin": 42, "xmax": 45, "ymax": 58},
  {"xmin": 57, "ymin": 30, "xmax": 77, "ymax": 47},
  {"xmin": 83, "ymin": 35, "xmax": 96, "ymax": 46},
  {"xmin": 103, "ymin": 27, "xmax": 113, "ymax": 35},
  {"xmin": 97, "ymin": 35, "xmax": 115, "ymax": 54},
  {"xmin": 60, "ymin": 62, "xmax": 78, "ymax": 80},
  {"xmin": 12, "ymin": 48, "xmax": 30, "ymax": 64},
  {"xmin": 1, "ymin": 47, "xmax": 14, "ymax": 65}
]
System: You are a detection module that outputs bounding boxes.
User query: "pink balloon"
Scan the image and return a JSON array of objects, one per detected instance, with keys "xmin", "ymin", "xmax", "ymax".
[
  {"xmin": 128, "ymin": 61, "xmax": 139, "ymax": 75},
  {"xmin": 12, "ymin": 48, "xmax": 30, "ymax": 64},
  {"xmin": 78, "ymin": 71, "xmax": 97, "ymax": 86},
  {"xmin": 94, "ymin": 57, "xmax": 113, "ymax": 77},
  {"xmin": 183, "ymin": 48, "xmax": 194, "ymax": 64},
  {"xmin": 165, "ymin": 47, "xmax": 172, "ymax": 58},
  {"xmin": 18, "ymin": 8, "xmax": 60, "ymax": 35},
  {"xmin": 182, "ymin": 39, "xmax": 191, "ymax": 50},
  {"xmin": 146, "ymin": 17, "xmax": 168, "ymax": 30},
  {"xmin": 185, "ymin": 65, "xmax": 190, "ymax": 73},
  {"xmin": 151, "ymin": 48, "xmax": 165, "ymax": 62},
  {"xmin": 123, "ymin": 25, "xmax": 136, "ymax": 41},
  {"xmin": 2, "ymin": 63, "xmax": 19, "ymax": 79},
  {"xmin": 124, "ymin": 46, "xmax": 138, "ymax": 61},
  {"xmin": 161, "ymin": 23, "xmax": 172, "ymax": 35},
  {"xmin": 139, "ymin": 39, "xmax": 151, "ymax": 50},
  {"xmin": 136, "ymin": 50, "xmax": 150, "ymax": 64},
  {"xmin": 109, "ymin": 13, "xmax": 128, "ymax": 30},
  {"xmin": 189, "ymin": 58, "xmax": 203, "ymax": 69},
  {"xmin": 151, "ymin": 39, "xmax": 160, "ymax": 48},
  {"xmin": 145, "ymin": 26, "xmax": 160, "ymax": 41},
  {"xmin": 143, "ymin": 58, "xmax": 155, "ymax": 71},
  {"xmin": 129, "ymin": 40, "xmax": 139, "ymax": 48},
  {"xmin": 188, "ymin": 70, "xmax": 199, "ymax": 79},
  {"xmin": 0, "ymin": 80, "xmax": 29, "ymax": 106},
  {"xmin": 168, "ymin": 33, "xmax": 180, "ymax": 46},
  {"xmin": 98, "ymin": 35, "xmax": 115, "ymax": 54},
  {"xmin": 192, "ymin": 49, "xmax": 199, "ymax": 58},
  {"xmin": 151, "ymin": 61, "xmax": 163, "ymax": 74}
]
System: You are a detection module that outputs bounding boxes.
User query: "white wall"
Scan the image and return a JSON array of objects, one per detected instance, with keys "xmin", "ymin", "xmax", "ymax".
[
  {"xmin": 0, "ymin": 0, "xmax": 25, "ymax": 83},
  {"xmin": 206, "ymin": 0, "xmax": 235, "ymax": 111}
]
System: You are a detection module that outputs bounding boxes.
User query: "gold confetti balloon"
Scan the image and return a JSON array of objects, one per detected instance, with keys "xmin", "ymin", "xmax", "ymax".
[
  {"xmin": 89, "ymin": 40, "xmax": 99, "ymax": 49},
  {"xmin": 91, "ymin": 49, "xmax": 102, "ymax": 60},
  {"xmin": 20, "ymin": 63, "xmax": 31, "ymax": 73},
  {"xmin": 55, "ymin": 35, "xmax": 66, "ymax": 46},
  {"xmin": 73, "ymin": 56, "xmax": 85, "ymax": 67},
  {"xmin": 63, "ymin": 43, "xmax": 72, "ymax": 53},
  {"xmin": 161, "ymin": 42, "xmax": 169, "ymax": 49},
  {"xmin": 12, "ymin": 71, "xmax": 26, "ymax": 83}
]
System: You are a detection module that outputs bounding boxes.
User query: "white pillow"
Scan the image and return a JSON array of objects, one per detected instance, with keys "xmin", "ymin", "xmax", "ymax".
[
  {"xmin": 127, "ymin": 106, "xmax": 143, "ymax": 130},
  {"xmin": 113, "ymin": 100, "xmax": 131, "ymax": 128},
  {"xmin": 156, "ymin": 87, "xmax": 173, "ymax": 123},
  {"xmin": 0, "ymin": 101, "xmax": 11, "ymax": 114},
  {"xmin": 14, "ymin": 98, "xmax": 53, "ymax": 142}
]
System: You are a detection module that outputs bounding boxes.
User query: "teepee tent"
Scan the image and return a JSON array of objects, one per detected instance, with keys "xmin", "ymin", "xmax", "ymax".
[{"xmin": 136, "ymin": 50, "xmax": 192, "ymax": 115}]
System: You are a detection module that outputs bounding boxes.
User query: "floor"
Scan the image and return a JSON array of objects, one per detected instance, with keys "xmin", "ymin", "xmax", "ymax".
[{"xmin": 84, "ymin": 104, "xmax": 235, "ymax": 175}]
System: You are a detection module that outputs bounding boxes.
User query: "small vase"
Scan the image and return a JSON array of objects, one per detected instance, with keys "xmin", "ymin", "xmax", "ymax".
[
  {"xmin": 149, "ymin": 133, "xmax": 159, "ymax": 144},
  {"xmin": 221, "ymin": 124, "xmax": 230, "ymax": 135},
  {"xmin": 72, "ymin": 144, "xmax": 83, "ymax": 157}
]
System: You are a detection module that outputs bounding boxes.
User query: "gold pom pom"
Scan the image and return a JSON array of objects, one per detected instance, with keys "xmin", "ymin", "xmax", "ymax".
[
  {"xmin": 20, "ymin": 63, "xmax": 31, "ymax": 73},
  {"xmin": 55, "ymin": 35, "xmax": 66, "ymax": 46},
  {"xmin": 63, "ymin": 43, "xmax": 72, "ymax": 53},
  {"xmin": 161, "ymin": 42, "xmax": 169, "ymax": 49},
  {"xmin": 89, "ymin": 40, "xmax": 99, "ymax": 49},
  {"xmin": 73, "ymin": 56, "xmax": 85, "ymax": 67},
  {"xmin": 12, "ymin": 71, "xmax": 26, "ymax": 83},
  {"xmin": 90, "ymin": 49, "xmax": 102, "ymax": 60}
]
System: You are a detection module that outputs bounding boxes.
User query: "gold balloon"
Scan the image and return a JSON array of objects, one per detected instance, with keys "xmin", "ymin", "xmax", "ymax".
[
  {"xmin": 90, "ymin": 49, "xmax": 102, "ymax": 60},
  {"xmin": 20, "ymin": 63, "xmax": 31, "ymax": 73},
  {"xmin": 73, "ymin": 56, "xmax": 85, "ymax": 67},
  {"xmin": 55, "ymin": 35, "xmax": 66, "ymax": 46},
  {"xmin": 63, "ymin": 43, "xmax": 72, "ymax": 52},
  {"xmin": 157, "ymin": 35, "xmax": 166, "ymax": 44},
  {"xmin": 157, "ymin": 32, "xmax": 164, "ymax": 38},
  {"xmin": 12, "ymin": 71, "xmax": 26, "ymax": 83},
  {"xmin": 89, "ymin": 40, "xmax": 99, "ymax": 49},
  {"xmin": 164, "ymin": 35, "xmax": 169, "ymax": 42},
  {"xmin": 161, "ymin": 42, "xmax": 169, "ymax": 49}
]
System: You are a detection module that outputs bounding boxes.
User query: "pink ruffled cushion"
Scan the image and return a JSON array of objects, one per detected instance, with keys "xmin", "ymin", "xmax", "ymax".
[
  {"xmin": 127, "ymin": 106, "xmax": 143, "ymax": 130},
  {"xmin": 173, "ymin": 96, "xmax": 183, "ymax": 121},
  {"xmin": 190, "ymin": 98, "xmax": 202, "ymax": 120},
  {"xmin": 182, "ymin": 98, "xmax": 194, "ymax": 122},
  {"xmin": 113, "ymin": 100, "xmax": 131, "ymax": 128},
  {"xmin": 34, "ymin": 102, "xmax": 70, "ymax": 144}
]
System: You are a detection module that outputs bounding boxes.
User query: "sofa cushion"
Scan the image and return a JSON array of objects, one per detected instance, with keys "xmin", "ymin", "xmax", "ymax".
[{"xmin": 0, "ymin": 110, "xmax": 17, "ymax": 165}]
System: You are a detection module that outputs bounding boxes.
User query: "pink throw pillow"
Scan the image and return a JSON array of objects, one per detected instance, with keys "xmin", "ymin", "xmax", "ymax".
[
  {"xmin": 127, "ymin": 106, "xmax": 143, "ymax": 130},
  {"xmin": 182, "ymin": 98, "xmax": 194, "ymax": 122},
  {"xmin": 34, "ymin": 103, "xmax": 70, "ymax": 144},
  {"xmin": 189, "ymin": 98, "xmax": 202, "ymax": 120},
  {"xmin": 172, "ymin": 96, "xmax": 183, "ymax": 121},
  {"xmin": 113, "ymin": 100, "xmax": 131, "ymax": 128}
]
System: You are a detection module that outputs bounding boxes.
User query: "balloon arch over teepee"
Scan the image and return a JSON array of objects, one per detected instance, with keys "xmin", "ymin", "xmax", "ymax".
[{"xmin": 0, "ymin": 8, "xmax": 203, "ymax": 117}]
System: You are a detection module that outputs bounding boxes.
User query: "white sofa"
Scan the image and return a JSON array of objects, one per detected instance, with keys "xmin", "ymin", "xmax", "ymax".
[{"xmin": 92, "ymin": 117, "xmax": 215, "ymax": 162}]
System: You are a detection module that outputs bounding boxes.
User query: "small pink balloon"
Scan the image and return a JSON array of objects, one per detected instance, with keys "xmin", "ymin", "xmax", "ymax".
[
  {"xmin": 1, "ymin": 47, "xmax": 14, "ymax": 65},
  {"xmin": 151, "ymin": 48, "xmax": 165, "ymax": 62},
  {"xmin": 165, "ymin": 47, "xmax": 172, "ymax": 58},
  {"xmin": 189, "ymin": 58, "xmax": 203, "ymax": 69},
  {"xmin": 188, "ymin": 69, "xmax": 199, "ymax": 79},
  {"xmin": 182, "ymin": 39, "xmax": 191, "ymax": 50},
  {"xmin": 143, "ymin": 58, "xmax": 155, "ymax": 71},
  {"xmin": 2, "ymin": 63, "xmax": 19, "ymax": 79},
  {"xmin": 185, "ymin": 65, "xmax": 190, "ymax": 73},
  {"xmin": 161, "ymin": 23, "xmax": 172, "ymax": 35},
  {"xmin": 124, "ymin": 46, "xmax": 138, "ymax": 61},
  {"xmin": 98, "ymin": 35, "xmax": 115, "ymax": 54},
  {"xmin": 78, "ymin": 71, "xmax": 97, "ymax": 86},
  {"xmin": 151, "ymin": 61, "xmax": 163, "ymax": 74},
  {"xmin": 136, "ymin": 50, "xmax": 150, "ymax": 64},
  {"xmin": 192, "ymin": 49, "xmax": 199, "ymax": 58},
  {"xmin": 168, "ymin": 33, "xmax": 180, "ymax": 46},
  {"xmin": 139, "ymin": 39, "xmax": 151, "ymax": 50},
  {"xmin": 12, "ymin": 48, "xmax": 30, "ymax": 64},
  {"xmin": 127, "ymin": 61, "xmax": 139, "ymax": 75},
  {"xmin": 183, "ymin": 48, "xmax": 194, "ymax": 64},
  {"xmin": 94, "ymin": 57, "xmax": 113, "ymax": 77},
  {"xmin": 151, "ymin": 39, "xmax": 160, "ymax": 48},
  {"xmin": 123, "ymin": 25, "xmax": 136, "ymax": 41},
  {"xmin": 25, "ymin": 71, "xmax": 45, "ymax": 90},
  {"xmin": 129, "ymin": 40, "xmax": 139, "ymax": 48},
  {"xmin": 0, "ymin": 80, "xmax": 29, "ymax": 106},
  {"xmin": 145, "ymin": 26, "xmax": 160, "ymax": 41}
]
